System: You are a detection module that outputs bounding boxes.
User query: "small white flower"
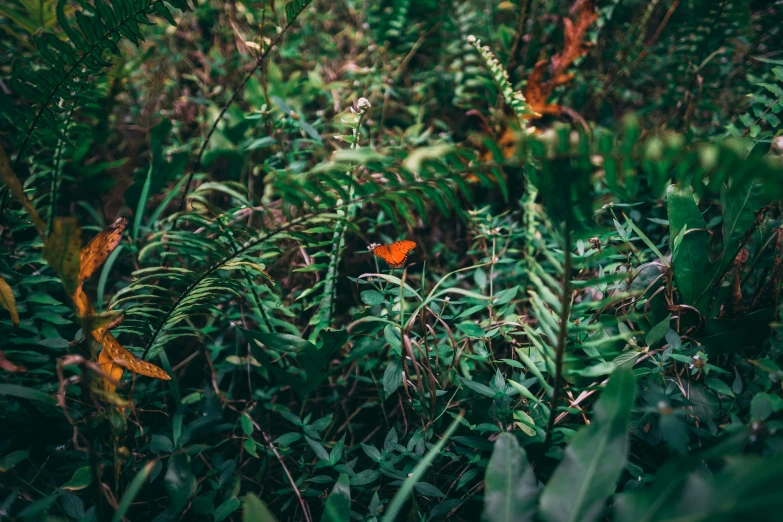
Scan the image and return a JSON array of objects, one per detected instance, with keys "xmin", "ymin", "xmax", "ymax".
[
  {"xmin": 368, "ymin": 243, "xmax": 380, "ymax": 250},
  {"xmin": 357, "ymin": 97, "xmax": 371, "ymax": 110},
  {"xmin": 467, "ymin": 35, "xmax": 477, "ymax": 44},
  {"xmin": 444, "ymin": 296, "xmax": 451, "ymax": 303}
]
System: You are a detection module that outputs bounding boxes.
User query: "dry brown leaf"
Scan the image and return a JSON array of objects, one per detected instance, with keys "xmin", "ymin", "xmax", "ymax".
[
  {"xmin": 0, "ymin": 350, "xmax": 25, "ymax": 372},
  {"xmin": 97, "ymin": 339, "xmax": 126, "ymax": 393},
  {"xmin": 73, "ymin": 220, "xmax": 170, "ymax": 390},
  {"xmin": 0, "ymin": 143, "xmax": 46, "ymax": 236},
  {"xmin": 96, "ymin": 332, "xmax": 171, "ymax": 381},
  {"xmin": 0, "ymin": 277, "xmax": 20, "ymax": 327},
  {"xmin": 44, "ymin": 218, "xmax": 81, "ymax": 295},
  {"xmin": 79, "ymin": 217, "xmax": 127, "ymax": 282},
  {"xmin": 523, "ymin": 0, "xmax": 597, "ymax": 119}
]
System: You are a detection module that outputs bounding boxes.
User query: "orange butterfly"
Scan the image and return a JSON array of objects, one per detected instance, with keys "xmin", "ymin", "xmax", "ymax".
[{"xmin": 372, "ymin": 240, "xmax": 417, "ymax": 268}]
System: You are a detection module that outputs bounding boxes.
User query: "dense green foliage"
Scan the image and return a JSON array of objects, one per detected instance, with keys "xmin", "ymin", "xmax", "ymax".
[{"xmin": 2, "ymin": 0, "xmax": 783, "ymax": 521}]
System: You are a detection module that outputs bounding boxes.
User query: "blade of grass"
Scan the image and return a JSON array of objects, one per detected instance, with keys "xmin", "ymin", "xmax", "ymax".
[
  {"xmin": 381, "ymin": 412, "xmax": 463, "ymax": 522},
  {"xmin": 624, "ymin": 213, "xmax": 670, "ymax": 267},
  {"xmin": 111, "ymin": 460, "xmax": 156, "ymax": 522}
]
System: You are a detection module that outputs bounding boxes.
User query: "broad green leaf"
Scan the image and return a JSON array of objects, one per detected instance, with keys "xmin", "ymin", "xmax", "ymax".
[
  {"xmin": 243, "ymin": 493, "xmax": 279, "ymax": 522},
  {"xmin": 458, "ymin": 376, "xmax": 497, "ymax": 397},
  {"xmin": 61, "ymin": 466, "xmax": 92, "ymax": 490},
  {"xmin": 481, "ymin": 433, "xmax": 537, "ymax": 522},
  {"xmin": 241, "ymin": 413, "xmax": 254, "ymax": 436},
  {"xmin": 320, "ymin": 473, "xmax": 350, "ymax": 522},
  {"xmin": 215, "ymin": 497, "xmax": 241, "ymax": 522},
  {"xmin": 360, "ymin": 289, "xmax": 384, "ymax": 305},
  {"xmin": 644, "ymin": 314, "xmax": 671, "ymax": 347},
  {"xmin": 705, "ymin": 378, "xmax": 734, "ymax": 398},
  {"xmin": 457, "ymin": 322, "xmax": 487, "ymax": 338},
  {"xmin": 666, "ymin": 185, "xmax": 713, "ymax": 307},
  {"xmin": 383, "ymin": 360, "xmax": 402, "ymax": 396},
  {"xmin": 751, "ymin": 393, "xmax": 772, "ymax": 420},
  {"xmin": 0, "ymin": 383, "xmax": 56, "ymax": 405},
  {"xmin": 539, "ymin": 366, "xmax": 637, "ymax": 522},
  {"xmin": 0, "ymin": 450, "xmax": 29, "ymax": 472},
  {"xmin": 165, "ymin": 454, "xmax": 196, "ymax": 516}
]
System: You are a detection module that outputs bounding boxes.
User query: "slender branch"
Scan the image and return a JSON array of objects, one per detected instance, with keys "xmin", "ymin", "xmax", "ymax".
[
  {"xmin": 545, "ymin": 225, "xmax": 573, "ymax": 446},
  {"xmin": 259, "ymin": 429, "xmax": 312, "ymax": 522},
  {"xmin": 505, "ymin": 0, "xmax": 530, "ymax": 75}
]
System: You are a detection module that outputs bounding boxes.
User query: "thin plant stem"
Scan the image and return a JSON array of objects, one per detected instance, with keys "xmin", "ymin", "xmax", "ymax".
[{"xmin": 545, "ymin": 224, "xmax": 572, "ymax": 446}]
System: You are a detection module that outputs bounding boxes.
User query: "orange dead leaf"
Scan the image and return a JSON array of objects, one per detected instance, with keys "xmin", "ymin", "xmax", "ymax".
[
  {"xmin": 96, "ymin": 333, "xmax": 171, "ymax": 381},
  {"xmin": 73, "ymin": 219, "xmax": 170, "ymax": 391},
  {"xmin": 0, "ymin": 350, "xmax": 26, "ymax": 372},
  {"xmin": 524, "ymin": 0, "xmax": 597, "ymax": 118},
  {"xmin": 97, "ymin": 341, "xmax": 125, "ymax": 393},
  {"xmin": 80, "ymin": 217, "xmax": 127, "ymax": 283},
  {"xmin": 95, "ymin": 330, "xmax": 170, "ymax": 392},
  {"xmin": 0, "ymin": 143, "xmax": 46, "ymax": 236},
  {"xmin": 0, "ymin": 277, "xmax": 20, "ymax": 327}
]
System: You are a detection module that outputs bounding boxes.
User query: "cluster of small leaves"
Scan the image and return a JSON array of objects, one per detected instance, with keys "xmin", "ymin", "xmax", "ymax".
[{"xmin": 728, "ymin": 63, "xmax": 783, "ymax": 142}]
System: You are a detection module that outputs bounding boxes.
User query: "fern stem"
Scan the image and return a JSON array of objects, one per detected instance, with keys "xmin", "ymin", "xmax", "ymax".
[
  {"xmin": 175, "ymin": 2, "xmax": 313, "ymax": 216},
  {"xmin": 677, "ymin": 0, "xmax": 728, "ymax": 125},
  {"xmin": 49, "ymin": 109, "xmax": 73, "ymax": 232},
  {"xmin": 505, "ymin": 0, "xmax": 530, "ymax": 74},
  {"xmin": 544, "ymin": 224, "xmax": 572, "ymax": 446},
  {"xmin": 311, "ymin": 100, "xmax": 370, "ymax": 339}
]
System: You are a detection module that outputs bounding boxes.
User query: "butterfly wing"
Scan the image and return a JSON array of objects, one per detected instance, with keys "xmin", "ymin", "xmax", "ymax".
[{"xmin": 373, "ymin": 240, "xmax": 416, "ymax": 268}]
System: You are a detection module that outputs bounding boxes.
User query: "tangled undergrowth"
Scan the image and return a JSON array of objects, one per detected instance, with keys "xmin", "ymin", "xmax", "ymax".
[{"xmin": 2, "ymin": 0, "xmax": 783, "ymax": 521}]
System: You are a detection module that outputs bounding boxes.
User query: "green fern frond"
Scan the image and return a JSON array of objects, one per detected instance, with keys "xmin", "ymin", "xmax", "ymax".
[
  {"xmin": 124, "ymin": 154, "xmax": 487, "ymax": 358},
  {"xmin": 728, "ymin": 65, "xmax": 783, "ymax": 143},
  {"xmin": 12, "ymin": 0, "xmax": 192, "ymax": 163},
  {"xmin": 284, "ymin": 0, "xmax": 312, "ymax": 23},
  {"xmin": 309, "ymin": 98, "xmax": 371, "ymax": 341}
]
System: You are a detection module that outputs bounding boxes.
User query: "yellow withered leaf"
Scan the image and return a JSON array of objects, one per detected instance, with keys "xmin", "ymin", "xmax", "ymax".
[
  {"xmin": 80, "ymin": 217, "xmax": 127, "ymax": 282},
  {"xmin": 0, "ymin": 277, "xmax": 20, "ymax": 327},
  {"xmin": 73, "ymin": 220, "xmax": 170, "ymax": 391},
  {"xmin": 44, "ymin": 218, "xmax": 81, "ymax": 295},
  {"xmin": 97, "ymin": 333, "xmax": 171, "ymax": 381},
  {"xmin": 97, "ymin": 339, "xmax": 126, "ymax": 393},
  {"xmin": 0, "ymin": 143, "xmax": 46, "ymax": 236}
]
